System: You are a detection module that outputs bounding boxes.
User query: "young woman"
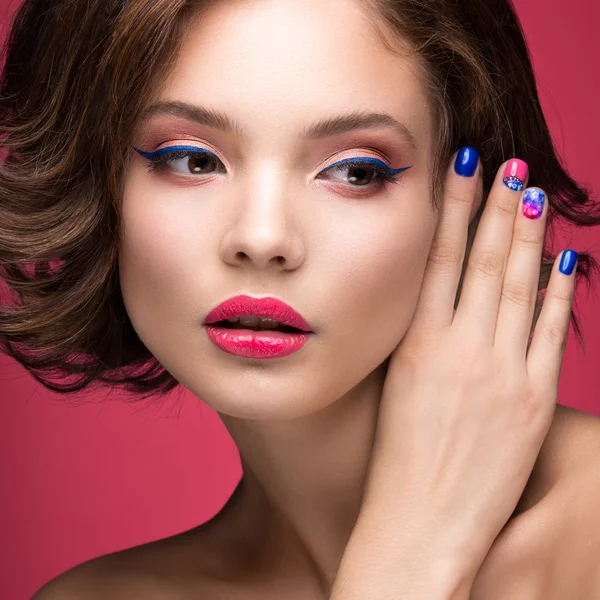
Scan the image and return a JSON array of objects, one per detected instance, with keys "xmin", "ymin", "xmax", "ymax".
[{"xmin": 1, "ymin": 0, "xmax": 599, "ymax": 597}]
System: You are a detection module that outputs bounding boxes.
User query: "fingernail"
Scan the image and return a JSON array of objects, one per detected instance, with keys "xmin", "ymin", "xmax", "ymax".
[
  {"xmin": 559, "ymin": 249, "xmax": 578, "ymax": 276},
  {"xmin": 454, "ymin": 146, "xmax": 479, "ymax": 177},
  {"xmin": 503, "ymin": 159, "xmax": 528, "ymax": 192},
  {"xmin": 522, "ymin": 188, "xmax": 545, "ymax": 220}
]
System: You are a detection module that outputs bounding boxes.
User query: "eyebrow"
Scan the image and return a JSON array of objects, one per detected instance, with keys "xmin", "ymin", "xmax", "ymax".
[{"xmin": 139, "ymin": 101, "xmax": 418, "ymax": 152}]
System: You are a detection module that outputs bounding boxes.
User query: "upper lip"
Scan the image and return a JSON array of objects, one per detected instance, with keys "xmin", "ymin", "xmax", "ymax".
[{"xmin": 203, "ymin": 295, "xmax": 313, "ymax": 333}]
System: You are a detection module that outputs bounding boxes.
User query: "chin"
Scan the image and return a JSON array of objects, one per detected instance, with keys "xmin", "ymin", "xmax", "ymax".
[{"xmin": 179, "ymin": 370, "xmax": 347, "ymax": 421}]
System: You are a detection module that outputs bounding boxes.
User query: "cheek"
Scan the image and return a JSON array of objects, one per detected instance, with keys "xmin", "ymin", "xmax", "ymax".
[
  {"xmin": 324, "ymin": 201, "xmax": 436, "ymax": 356},
  {"xmin": 117, "ymin": 182, "xmax": 204, "ymax": 341}
]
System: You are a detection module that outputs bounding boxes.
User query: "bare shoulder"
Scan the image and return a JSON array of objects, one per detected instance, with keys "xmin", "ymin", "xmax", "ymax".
[
  {"xmin": 32, "ymin": 478, "xmax": 258, "ymax": 599},
  {"xmin": 525, "ymin": 403, "xmax": 600, "ymax": 499},
  {"xmin": 32, "ymin": 547, "xmax": 181, "ymax": 600},
  {"xmin": 471, "ymin": 404, "xmax": 600, "ymax": 599},
  {"xmin": 31, "ymin": 553, "xmax": 138, "ymax": 600},
  {"xmin": 31, "ymin": 524, "xmax": 225, "ymax": 600},
  {"xmin": 543, "ymin": 403, "xmax": 600, "ymax": 468}
]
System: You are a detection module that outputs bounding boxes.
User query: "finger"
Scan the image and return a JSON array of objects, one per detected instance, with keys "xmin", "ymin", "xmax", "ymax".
[
  {"xmin": 526, "ymin": 249, "xmax": 578, "ymax": 397},
  {"xmin": 452, "ymin": 158, "xmax": 529, "ymax": 343},
  {"xmin": 493, "ymin": 187, "xmax": 549, "ymax": 360},
  {"xmin": 410, "ymin": 146, "xmax": 481, "ymax": 334}
]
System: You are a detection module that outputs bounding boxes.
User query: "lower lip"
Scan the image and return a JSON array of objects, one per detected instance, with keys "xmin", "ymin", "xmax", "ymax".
[{"xmin": 204, "ymin": 326, "xmax": 312, "ymax": 359}]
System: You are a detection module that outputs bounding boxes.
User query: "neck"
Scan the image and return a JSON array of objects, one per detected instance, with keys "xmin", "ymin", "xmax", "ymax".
[{"xmin": 217, "ymin": 358, "xmax": 389, "ymax": 588}]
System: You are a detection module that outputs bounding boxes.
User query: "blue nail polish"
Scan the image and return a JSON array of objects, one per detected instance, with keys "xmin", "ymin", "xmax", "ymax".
[
  {"xmin": 454, "ymin": 146, "xmax": 479, "ymax": 177},
  {"xmin": 559, "ymin": 249, "xmax": 578, "ymax": 276}
]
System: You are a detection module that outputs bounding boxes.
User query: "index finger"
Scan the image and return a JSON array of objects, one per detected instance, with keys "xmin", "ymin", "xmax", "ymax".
[{"xmin": 409, "ymin": 146, "xmax": 481, "ymax": 334}]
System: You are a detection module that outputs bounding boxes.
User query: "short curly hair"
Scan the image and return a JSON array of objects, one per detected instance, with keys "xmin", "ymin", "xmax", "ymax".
[{"xmin": 1, "ymin": 0, "xmax": 599, "ymax": 400}]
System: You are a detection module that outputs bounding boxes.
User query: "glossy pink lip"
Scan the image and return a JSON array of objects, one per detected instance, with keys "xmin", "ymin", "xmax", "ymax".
[
  {"xmin": 204, "ymin": 327, "xmax": 311, "ymax": 359},
  {"xmin": 203, "ymin": 295, "xmax": 313, "ymax": 332}
]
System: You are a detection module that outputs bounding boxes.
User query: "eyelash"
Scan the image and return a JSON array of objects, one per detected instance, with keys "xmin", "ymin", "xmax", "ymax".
[{"xmin": 133, "ymin": 145, "xmax": 411, "ymax": 188}]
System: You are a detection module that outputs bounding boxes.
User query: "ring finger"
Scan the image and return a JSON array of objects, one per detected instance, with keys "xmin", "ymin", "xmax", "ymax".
[{"xmin": 494, "ymin": 185, "xmax": 548, "ymax": 360}]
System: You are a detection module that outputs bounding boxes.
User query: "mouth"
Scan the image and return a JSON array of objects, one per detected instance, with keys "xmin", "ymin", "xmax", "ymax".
[
  {"xmin": 204, "ymin": 317, "xmax": 312, "ymax": 360},
  {"xmin": 203, "ymin": 295, "xmax": 314, "ymax": 333},
  {"xmin": 211, "ymin": 319, "xmax": 304, "ymax": 334},
  {"xmin": 203, "ymin": 295, "xmax": 313, "ymax": 359}
]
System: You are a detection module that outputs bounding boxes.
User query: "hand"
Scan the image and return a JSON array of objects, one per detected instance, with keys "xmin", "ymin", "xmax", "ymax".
[{"xmin": 343, "ymin": 150, "xmax": 577, "ymax": 595}]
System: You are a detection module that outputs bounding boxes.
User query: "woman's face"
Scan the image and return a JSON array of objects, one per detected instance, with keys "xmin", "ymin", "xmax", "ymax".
[{"xmin": 119, "ymin": 0, "xmax": 438, "ymax": 419}]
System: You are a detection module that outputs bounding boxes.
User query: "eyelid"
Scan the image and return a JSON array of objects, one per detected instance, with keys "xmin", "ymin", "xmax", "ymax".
[
  {"xmin": 133, "ymin": 144, "xmax": 412, "ymax": 179},
  {"xmin": 133, "ymin": 144, "xmax": 221, "ymax": 162},
  {"xmin": 324, "ymin": 156, "xmax": 409, "ymax": 175}
]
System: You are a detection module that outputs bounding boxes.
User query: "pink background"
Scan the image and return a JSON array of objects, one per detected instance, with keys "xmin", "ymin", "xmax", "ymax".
[{"xmin": 1, "ymin": 0, "xmax": 599, "ymax": 598}]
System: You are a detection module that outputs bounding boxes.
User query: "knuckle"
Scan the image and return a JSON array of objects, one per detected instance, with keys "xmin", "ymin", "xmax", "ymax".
[
  {"xmin": 524, "ymin": 384, "xmax": 556, "ymax": 418},
  {"xmin": 541, "ymin": 324, "xmax": 567, "ymax": 349},
  {"xmin": 469, "ymin": 248, "xmax": 505, "ymax": 278},
  {"xmin": 445, "ymin": 188, "xmax": 473, "ymax": 207},
  {"xmin": 521, "ymin": 392, "xmax": 549, "ymax": 427},
  {"xmin": 513, "ymin": 227, "xmax": 544, "ymax": 249},
  {"xmin": 489, "ymin": 196, "xmax": 516, "ymax": 218},
  {"xmin": 501, "ymin": 281, "xmax": 534, "ymax": 309},
  {"xmin": 549, "ymin": 287, "xmax": 574, "ymax": 305},
  {"xmin": 523, "ymin": 384, "xmax": 544, "ymax": 407},
  {"xmin": 428, "ymin": 236, "xmax": 464, "ymax": 267}
]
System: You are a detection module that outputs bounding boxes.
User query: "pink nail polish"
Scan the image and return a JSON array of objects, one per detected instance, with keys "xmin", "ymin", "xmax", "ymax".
[{"xmin": 503, "ymin": 159, "xmax": 528, "ymax": 192}]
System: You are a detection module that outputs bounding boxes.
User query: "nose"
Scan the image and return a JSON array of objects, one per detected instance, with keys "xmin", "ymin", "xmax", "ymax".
[{"xmin": 219, "ymin": 180, "xmax": 306, "ymax": 272}]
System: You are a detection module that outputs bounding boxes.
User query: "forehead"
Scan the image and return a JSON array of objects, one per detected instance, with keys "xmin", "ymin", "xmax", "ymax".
[{"xmin": 151, "ymin": 0, "xmax": 433, "ymax": 154}]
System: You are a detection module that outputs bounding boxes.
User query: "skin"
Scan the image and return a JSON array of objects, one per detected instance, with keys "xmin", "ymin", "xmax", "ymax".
[
  {"xmin": 33, "ymin": 0, "xmax": 600, "ymax": 598},
  {"xmin": 120, "ymin": 0, "xmax": 444, "ymax": 590}
]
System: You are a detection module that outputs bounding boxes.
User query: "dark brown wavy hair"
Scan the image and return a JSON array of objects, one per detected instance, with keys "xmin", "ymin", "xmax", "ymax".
[{"xmin": 1, "ymin": 0, "xmax": 599, "ymax": 401}]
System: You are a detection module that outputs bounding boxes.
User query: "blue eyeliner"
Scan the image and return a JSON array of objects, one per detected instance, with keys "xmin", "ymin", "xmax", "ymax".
[
  {"xmin": 326, "ymin": 156, "xmax": 412, "ymax": 176},
  {"xmin": 133, "ymin": 145, "xmax": 219, "ymax": 161},
  {"xmin": 133, "ymin": 145, "xmax": 413, "ymax": 184}
]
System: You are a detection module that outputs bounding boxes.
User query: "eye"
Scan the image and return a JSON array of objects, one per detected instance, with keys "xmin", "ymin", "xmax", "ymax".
[
  {"xmin": 317, "ymin": 157, "xmax": 411, "ymax": 188},
  {"xmin": 132, "ymin": 146, "xmax": 412, "ymax": 188},
  {"xmin": 133, "ymin": 145, "xmax": 225, "ymax": 177}
]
